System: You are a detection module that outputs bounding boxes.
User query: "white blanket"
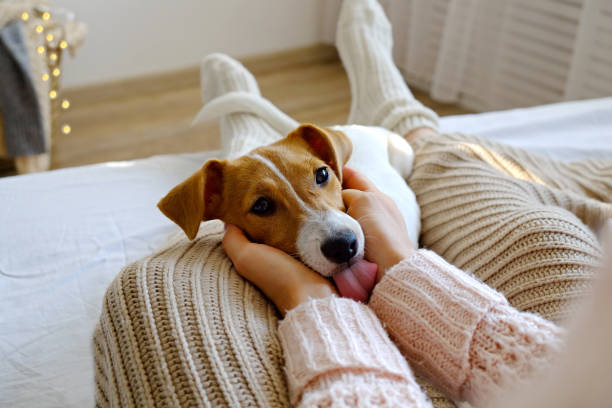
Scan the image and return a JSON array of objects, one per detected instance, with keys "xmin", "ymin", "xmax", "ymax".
[{"xmin": 1, "ymin": 97, "xmax": 611, "ymax": 407}]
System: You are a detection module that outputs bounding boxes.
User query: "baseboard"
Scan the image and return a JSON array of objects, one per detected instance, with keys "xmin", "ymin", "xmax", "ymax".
[{"xmin": 64, "ymin": 44, "xmax": 339, "ymax": 105}]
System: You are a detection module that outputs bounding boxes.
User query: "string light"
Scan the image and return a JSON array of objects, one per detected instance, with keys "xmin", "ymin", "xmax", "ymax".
[
  {"xmin": 34, "ymin": 12, "xmax": 73, "ymax": 136},
  {"xmin": 21, "ymin": 12, "xmax": 29, "ymax": 21}
]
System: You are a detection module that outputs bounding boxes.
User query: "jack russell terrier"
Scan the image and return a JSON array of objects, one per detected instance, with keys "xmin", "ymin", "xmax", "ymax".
[{"xmin": 158, "ymin": 121, "xmax": 420, "ymax": 302}]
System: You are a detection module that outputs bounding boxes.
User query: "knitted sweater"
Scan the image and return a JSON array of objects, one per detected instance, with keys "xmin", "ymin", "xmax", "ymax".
[
  {"xmin": 280, "ymin": 249, "xmax": 565, "ymax": 407},
  {"xmin": 408, "ymin": 132, "xmax": 612, "ymax": 323}
]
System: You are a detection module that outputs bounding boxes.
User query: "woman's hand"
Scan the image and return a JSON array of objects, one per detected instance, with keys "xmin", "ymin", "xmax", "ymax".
[
  {"xmin": 222, "ymin": 225, "xmax": 337, "ymax": 316},
  {"xmin": 342, "ymin": 167, "xmax": 415, "ymax": 282}
]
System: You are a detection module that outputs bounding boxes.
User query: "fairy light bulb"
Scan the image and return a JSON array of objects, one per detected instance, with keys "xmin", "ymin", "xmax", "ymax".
[
  {"xmin": 49, "ymin": 53, "xmax": 58, "ymax": 62},
  {"xmin": 21, "ymin": 12, "xmax": 29, "ymax": 21},
  {"xmin": 35, "ymin": 25, "xmax": 44, "ymax": 33},
  {"xmin": 52, "ymin": 68, "xmax": 61, "ymax": 77},
  {"xmin": 46, "ymin": 33, "xmax": 54, "ymax": 42},
  {"xmin": 61, "ymin": 99, "xmax": 70, "ymax": 110},
  {"xmin": 37, "ymin": 46, "xmax": 45, "ymax": 54},
  {"xmin": 59, "ymin": 41, "xmax": 68, "ymax": 49},
  {"xmin": 42, "ymin": 12, "xmax": 51, "ymax": 21},
  {"xmin": 42, "ymin": 73, "xmax": 50, "ymax": 81},
  {"xmin": 49, "ymin": 90, "xmax": 57, "ymax": 99},
  {"xmin": 62, "ymin": 124, "xmax": 71, "ymax": 134}
]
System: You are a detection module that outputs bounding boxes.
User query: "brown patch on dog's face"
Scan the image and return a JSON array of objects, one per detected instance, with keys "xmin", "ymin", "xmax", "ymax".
[{"xmin": 216, "ymin": 141, "xmax": 345, "ymax": 255}]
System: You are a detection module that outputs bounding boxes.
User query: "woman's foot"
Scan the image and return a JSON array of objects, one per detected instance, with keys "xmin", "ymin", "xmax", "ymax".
[
  {"xmin": 200, "ymin": 53, "xmax": 281, "ymax": 159},
  {"xmin": 336, "ymin": 0, "xmax": 439, "ymax": 135}
]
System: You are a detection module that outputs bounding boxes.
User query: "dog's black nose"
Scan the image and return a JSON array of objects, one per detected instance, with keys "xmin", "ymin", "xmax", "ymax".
[{"xmin": 321, "ymin": 230, "xmax": 358, "ymax": 264}]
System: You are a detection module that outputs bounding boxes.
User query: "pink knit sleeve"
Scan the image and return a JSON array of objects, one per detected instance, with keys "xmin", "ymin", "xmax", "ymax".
[
  {"xmin": 278, "ymin": 296, "xmax": 432, "ymax": 407},
  {"xmin": 369, "ymin": 249, "xmax": 565, "ymax": 405}
]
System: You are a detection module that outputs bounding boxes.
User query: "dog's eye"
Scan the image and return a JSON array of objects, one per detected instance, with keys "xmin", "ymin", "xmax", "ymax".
[
  {"xmin": 315, "ymin": 167, "xmax": 329, "ymax": 186},
  {"xmin": 250, "ymin": 197, "xmax": 275, "ymax": 216}
]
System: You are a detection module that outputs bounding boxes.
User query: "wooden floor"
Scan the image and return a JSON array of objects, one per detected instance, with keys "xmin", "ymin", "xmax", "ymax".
[{"xmin": 48, "ymin": 45, "xmax": 470, "ymax": 169}]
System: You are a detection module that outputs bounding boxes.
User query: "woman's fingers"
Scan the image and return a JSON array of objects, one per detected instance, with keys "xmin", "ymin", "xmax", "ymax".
[
  {"xmin": 341, "ymin": 188, "xmax": 364, "ymax": 207},
  {"xmin": 342, "ymin": 166, "xmax": 379, "ymax": 192},
  {"xmin": 222, "ymin": 223, "xmax": 336, "ymax": 314},
  {"xmin": 221, "ymin": 224, "xmax": 251, "ymax": 267}
]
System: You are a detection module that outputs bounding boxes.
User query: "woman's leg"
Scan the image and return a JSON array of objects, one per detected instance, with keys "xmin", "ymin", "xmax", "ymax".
[
  {"xmin": 336, "ymin": 0, "xmax": 610, "ymax": 321},
  {"xmin": 408, "ymin": 132, "xmax": 609, "ymax": 323},
  {"xmin": 93, "ymin": 222, "xmax": 289, "ymax": 407},
  {"xmin": 336, "ymin": 0, "xmax": 439, "ymax": 136},
  {"xmin": 200, "ymin": 53, "xmax": 282, "ymax": 159}
]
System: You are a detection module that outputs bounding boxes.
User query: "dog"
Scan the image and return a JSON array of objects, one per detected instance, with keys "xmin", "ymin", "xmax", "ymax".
[{"xmin": 158, "ymin": 123, "xmax": 420, "ymax": 301}]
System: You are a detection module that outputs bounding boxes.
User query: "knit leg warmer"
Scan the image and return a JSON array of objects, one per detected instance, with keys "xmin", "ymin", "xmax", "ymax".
[
  {"xmin": 200, "ymin": 53, "xmax": 282, "ymax": 159},
  {"xmin": 336, "ymin": 0, "xmax": 439, "ymax": 134}
]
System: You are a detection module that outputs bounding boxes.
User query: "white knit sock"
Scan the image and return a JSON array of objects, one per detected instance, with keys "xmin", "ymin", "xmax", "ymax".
[
  {"xmin": 336, "ymin": 0, "xmax": 439, "ymax": 135},
  {"xmin": 200, "ymin": 53, "xmax": 282, "ymax": 159}
]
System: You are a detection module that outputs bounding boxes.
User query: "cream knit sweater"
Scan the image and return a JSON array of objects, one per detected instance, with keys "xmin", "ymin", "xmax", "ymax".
[{"xmin": 94, "ymin": 132, "xmax": 611, "ymax": 407}]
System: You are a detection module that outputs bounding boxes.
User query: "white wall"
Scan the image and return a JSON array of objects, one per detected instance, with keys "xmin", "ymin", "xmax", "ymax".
[{"xmin": 57, "ymin": 0, "xmax": 325, "ymax": 88}]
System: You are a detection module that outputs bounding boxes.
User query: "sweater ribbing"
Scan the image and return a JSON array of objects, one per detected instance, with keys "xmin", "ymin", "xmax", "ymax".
[{"xmin": 408, "ymin": 132, "xmax": 611, "ymax": 322}]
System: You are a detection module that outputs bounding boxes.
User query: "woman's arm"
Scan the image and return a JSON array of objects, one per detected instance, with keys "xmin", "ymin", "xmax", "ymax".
[
  {"xmin": 279, "ymin": 296, "xmax": 432, "ymax": 407},
  {"xmin": 222, "ymin": 225, "xmax": 432, "ymax": 407},
  {"xmin": 369, "ymin": 249, "xmax": 565, "ymax": 405},
  {"xmin": 341, "ymin": 167, "xmax": 565, "ymax": 405}
]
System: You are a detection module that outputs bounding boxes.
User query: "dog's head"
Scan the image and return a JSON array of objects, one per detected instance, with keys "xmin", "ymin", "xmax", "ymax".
[{"xmin": 158, "ymin": 124, "xmax": 364, "ymax": 277}]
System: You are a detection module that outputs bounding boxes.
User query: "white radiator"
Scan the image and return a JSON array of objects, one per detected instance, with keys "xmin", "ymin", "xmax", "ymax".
[{"xmin": 323, "ymin": 0, "xmax": 612, "ymax": 112}]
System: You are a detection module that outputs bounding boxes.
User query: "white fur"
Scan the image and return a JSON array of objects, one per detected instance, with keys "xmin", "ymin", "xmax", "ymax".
[
  {"xmin": 333, "ymin": 125, "xmax": 421, "ymax": 246},
  {"xmin": 296, "ymin": 210, "xmax": 365, "ymax": 277}
]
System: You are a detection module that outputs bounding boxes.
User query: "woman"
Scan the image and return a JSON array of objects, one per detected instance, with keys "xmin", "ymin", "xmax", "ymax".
[
  {"xmin": 223, "ymin": 165, "xmax": 612, "ymax": 407},
  {"xmin": 93, "ymin": 0, "xmax": 612, "ymax": 405}
]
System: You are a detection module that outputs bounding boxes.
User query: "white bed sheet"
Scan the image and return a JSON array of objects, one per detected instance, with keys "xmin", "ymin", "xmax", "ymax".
[{"xmin": 1, "ymin": 97, "xmax": 611, "ymax": 407}]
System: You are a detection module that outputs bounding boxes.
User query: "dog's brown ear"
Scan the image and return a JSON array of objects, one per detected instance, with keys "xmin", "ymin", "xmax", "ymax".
[
  {"xmin": 157, "ymin": 159, "xmax": 225, "ymax": 240},
  {"xmin": 288, "ymin": 124, "xmax": 353, "ymax": 182}
]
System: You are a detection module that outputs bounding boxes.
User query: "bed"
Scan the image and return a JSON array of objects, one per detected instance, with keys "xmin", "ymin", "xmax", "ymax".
[{"xmin": 1, "ymin": 97, "xmax": 611, "ymax": 407}]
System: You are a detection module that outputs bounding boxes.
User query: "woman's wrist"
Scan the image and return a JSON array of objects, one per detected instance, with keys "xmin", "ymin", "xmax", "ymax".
[
  {"xmin": 378, "ymin": 245, "xmax": 415, "ymax": 282},
  {"xmin": 285, "ymin": 283, "xmax": 337, "ymax": 314}
]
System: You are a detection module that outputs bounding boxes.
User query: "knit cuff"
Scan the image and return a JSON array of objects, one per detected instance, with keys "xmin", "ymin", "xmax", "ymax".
[
  {"xmin": 278, "ymin": 296, "xmax": 415, "ymax": 406},
  {"xmin": 378, "ymin": 99, "xmax": 440, "ymax": 136},
  {"xmin": 461, "ymin": 302, "xmax": 565, "ymax": 404},
  {"xmin": 369, "ymin": 249, "xmax": 507, "ymax": 399},
  {"xmin": 297, "ymin": 371, "xmax": 432, "ymax": 408}
]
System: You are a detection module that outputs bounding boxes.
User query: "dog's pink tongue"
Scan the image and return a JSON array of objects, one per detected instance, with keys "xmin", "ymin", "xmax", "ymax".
[{"xmin": 333, "ymin": 259, "xmax": 378, "ymax": 302}]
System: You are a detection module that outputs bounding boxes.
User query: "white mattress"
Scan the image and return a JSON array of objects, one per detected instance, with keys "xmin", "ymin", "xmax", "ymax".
[{"xmin": 1, "ymin": 97, "xmax": 611, "ymax": 407}]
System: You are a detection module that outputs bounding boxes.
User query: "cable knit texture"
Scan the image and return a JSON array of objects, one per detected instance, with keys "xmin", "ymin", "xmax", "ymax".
[
  {"xmin": 93, "ymin": 221, "xmax": 290, "ymax": 407},
  {"xmin": 279, "ymin": 297, "xmax": 431, "ymax": 407},
  {"xmin": 370, "ymin": 250, "xmax": 565, "ymax": 405},
  {"xmin": 462, "ymin": 302, "xmax": 564, "ymax": 405},
  {"xmin": 408, "ymin": 132, "xmax": 612, "ymax": 323}
]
